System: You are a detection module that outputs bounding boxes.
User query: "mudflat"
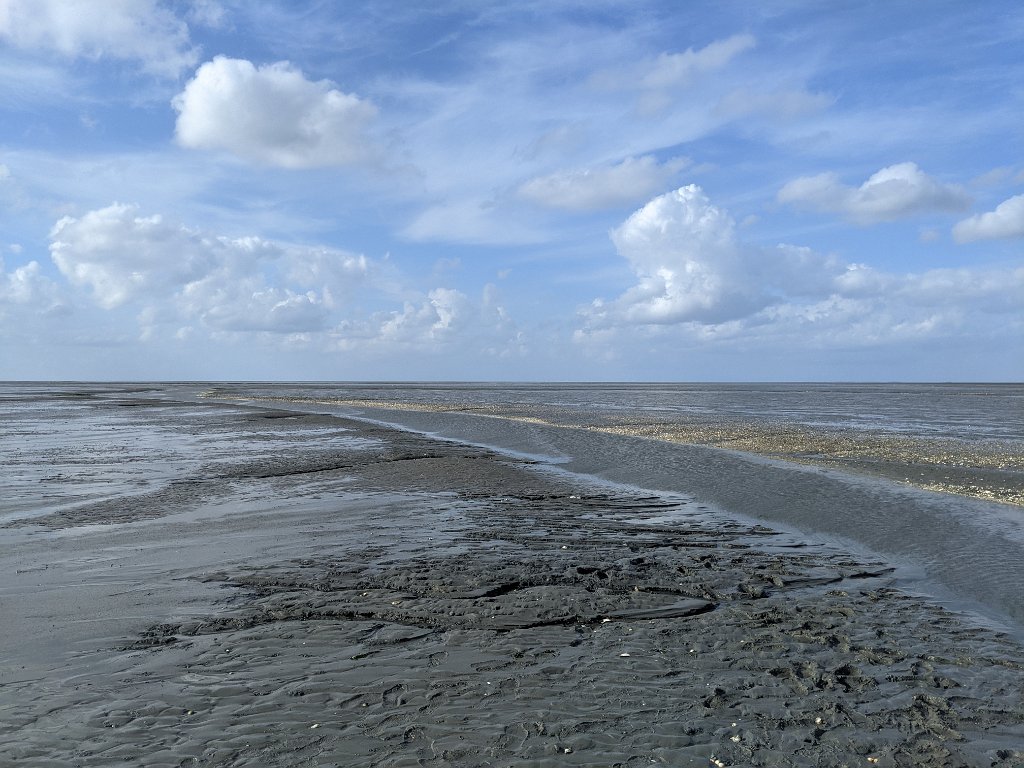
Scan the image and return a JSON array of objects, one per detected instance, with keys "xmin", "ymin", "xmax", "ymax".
[{"xmin": 2, "ymin": 389, "xmax": 1023, "ymax": 767}]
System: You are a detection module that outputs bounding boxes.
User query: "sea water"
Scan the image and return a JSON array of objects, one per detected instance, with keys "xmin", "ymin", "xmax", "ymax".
[
  {"xmin": 5, "ymin": 381, "xmax": 1024, "ymax": 639},
  {"xmin": 203, "ymin": 381, "xmax": 1024, "ymax": 637},
  {"xmin": 207, "ymin": 381, "xmax": 1023, "ymax": 442}
]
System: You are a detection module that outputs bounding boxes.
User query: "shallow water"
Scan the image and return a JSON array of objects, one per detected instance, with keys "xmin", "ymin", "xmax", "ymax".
[
  {"xmin": 4, "ymin": 381, "xmax": 1023, "ymax": 638},
  {"xmin": 192, "ymin": 381, "xmax": 1024, "ymax": 640},
  {"xmin": 4, "ymin": 382, "xmax": 1024, "ymax": 766},
  {"xmin": 204, "ymin": 381, "xmax": 1024, "ymax": 443}
]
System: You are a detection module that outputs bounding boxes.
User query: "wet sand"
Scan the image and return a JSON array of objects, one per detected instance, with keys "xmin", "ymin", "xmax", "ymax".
[
  {"xmin": 2, "ymin": 389, "xmax": 1024, "ymax": 766},
  {"xmin": 218, "ymin": 393, "xmax": 1023, "ymax": 507}
]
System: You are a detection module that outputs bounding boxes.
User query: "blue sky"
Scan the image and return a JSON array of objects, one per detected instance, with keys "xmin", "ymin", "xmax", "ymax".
[{"xmin": 1, "ymin": 0, "xmax": 1021, "ymax": 381}]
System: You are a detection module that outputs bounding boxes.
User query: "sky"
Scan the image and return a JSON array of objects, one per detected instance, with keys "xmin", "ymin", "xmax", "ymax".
[{"xmin": 1, "ymin": 0, "xmax": 1022, "ymax": 381}]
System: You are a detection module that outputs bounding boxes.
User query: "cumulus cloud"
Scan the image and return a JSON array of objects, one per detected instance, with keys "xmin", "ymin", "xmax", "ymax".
[
  {"xmin": 51, "ymin": 203, "xmax": 219, "ymax": 309},
  {"xmin": 182, "ymin": 283, "xmax": 329, "ymax": 334},
  {"xmin": 49, "ymin": 203, "xmax": 367, "ymax": 333},
  {"xmin": 0, "ymin": 258, "xmax": 60, "ymax": 307},
  {"xmin": 517, "ymin": 156, "xmax": 688, "ymax": 211},
  {"xmin": 332, "ymin": 284, "xmax": 525, "ymax": 357},
  {"xmin": 578, "ymin": 186, "xmax": 1023, "ymax": 351},
  {"xmin": 601, "ymin": 185, "xmax": 760, "ymax": 325},
  {"xmin": 953, "ymin": 194, "xmax": 1024, "ymax": 242},
  {"xmin": 0, "ymin": 256, "xmax": 68, "ymax": 343},
  {"xmin": 376, "ymin": 288, "xmax": 473, "ymax": 344},
  {"xmin": 173, "ymin": 57, "xmax": 378, "ymax": 168},
  {"xmin": 755, "ymin": 265, "xmax": 1024, "ymax": 348},
  {"xmin": 777, "ymin": 162, "xmax": 970, "ymax": 224},
  {"xmin": 582, "ymin": 185, "xmax": 844, "ymax": 329},
  {"xmin": 43, "ymin": 202, "xmax": 523, "ymax": 357},
  {"xmin": 0, "ymin": 0, "xmax": 197, "ymax": 76}
]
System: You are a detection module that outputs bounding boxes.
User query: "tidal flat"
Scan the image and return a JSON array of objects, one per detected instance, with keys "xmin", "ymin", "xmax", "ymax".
[{"xmin": 2, "ymin": 384, "xmax": 1023, "ymax": 767}]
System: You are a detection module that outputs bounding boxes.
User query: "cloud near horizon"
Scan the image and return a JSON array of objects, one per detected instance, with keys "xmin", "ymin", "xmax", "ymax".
[
  {"xmin": 332, "ymin": 285, "xmax": 524, "ymax": 358},
  {"xmin": 581, "ymin": 186, "xmax": 846, "ymax": 329},
  {"xmin": 49, "ymin": 203, "xmax": 368, "ymax": 333},
  {"xmin": 0, "ymin": 256, "xmax": 62, "ymax": 308},
  {"xmin": 44, "ymin": 202, "xmax": 525, "ymax": 357},
  {"xmin": 173, "ymin": 57, "xmax": 378, "ymax": 168},
  {"xmin": 777, "ymin": 162, "xmax": 971, "ymax": 224},
  {"xmin": 577, "ymin": 186, "xmax": 1023, "ymax": 350}
]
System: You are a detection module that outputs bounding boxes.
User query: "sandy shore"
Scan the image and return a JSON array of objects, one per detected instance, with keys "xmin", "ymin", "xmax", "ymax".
[{"xmin": 2, "ymin": 390, "xmax": 1024, "ymax": 766}]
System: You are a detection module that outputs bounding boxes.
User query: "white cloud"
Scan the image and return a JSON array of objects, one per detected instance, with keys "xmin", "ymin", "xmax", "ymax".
[
  {"xmin": 377, "ymin": 288, "xmax": 473, "ymax": 344},
  {"xmin": 1, "ymin": 258, "xmax": 58, "ymax": 306},
  {"xmin": 173, "ymin": 56, "xmax": 378, "ymax": 168},
  {"xmin": 331, "ymin": 284, "xmax": 525, "ymax": 358},
  {"xmin": 517, "ymin": 156, "xmax": 688, "ymax": 211},
  {"xmin": 970, "ymin": 166, "xmax": 1015, "ymax": 188},
  {"xmin": 181, "ymin": 282, "xmax": 329, "ymax": 334},
  {"xmin": 953, "ymin": 194, "xmax": 1024, "ymax": 242},
  {"xmin": 752, "ymin": 266, "xmax": 1024, "ymax": 348},
  {"xmin": 285, "ymin": 248, "xmax": 368, "ymax": 290},
  {"xmin": 48, "ymin": 203, "xmax": 368, "ymax": 334},
  {"xmin": 601, "ymin": 185, "xmax": 759, "ymax": 325},
  {"xmin": 0, "ymin": 256, "xmax": 68, "ymax": 342},
  {"xmin": 777, "ymin": 162, "xmax": 971, "ymax": 224},
  {"xmin": 578, "ymin": 186, "xmax": 1023, "ymax": 351},
  {"xmin": 42, "ymin": 202, "xmax": 524, "ymax": 356},
  {"xmin": 582, "ymin": 185, "xmax": 844, "ymax": 328},
  {"xmin": 50, "ymin": 203, "xmax": 220, "ymax": 309},
  {"xmin": 0, "ymin": 0, "xmax": 197, "ymax": 76}
]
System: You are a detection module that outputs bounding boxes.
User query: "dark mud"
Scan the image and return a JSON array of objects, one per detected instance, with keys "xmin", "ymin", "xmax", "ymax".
[{"xmin": 2, "ymin": 387, "xmax": 1023, "ymax": 767}]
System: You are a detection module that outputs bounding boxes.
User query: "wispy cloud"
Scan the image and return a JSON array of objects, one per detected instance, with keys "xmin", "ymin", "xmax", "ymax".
[
  {"xmin": 400, "ymin": 199, "xmax": 548, "ymax": 245},
  {"xmin": 0, "ymin": 0, "xmax": 197, "ymax": 76},
  {"xmin": 518, "ymin": 156, "xmax": 688, "ymax": 212},
  {"xmin": 591, "ymin": 33, "xmax": 757, "ymax": 115}
]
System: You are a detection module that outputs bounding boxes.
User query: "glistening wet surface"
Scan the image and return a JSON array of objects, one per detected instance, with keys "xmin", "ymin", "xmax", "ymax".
[{"xmin": 2, "ymin": 385, "xmax": 1023, "ymax": 767}]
